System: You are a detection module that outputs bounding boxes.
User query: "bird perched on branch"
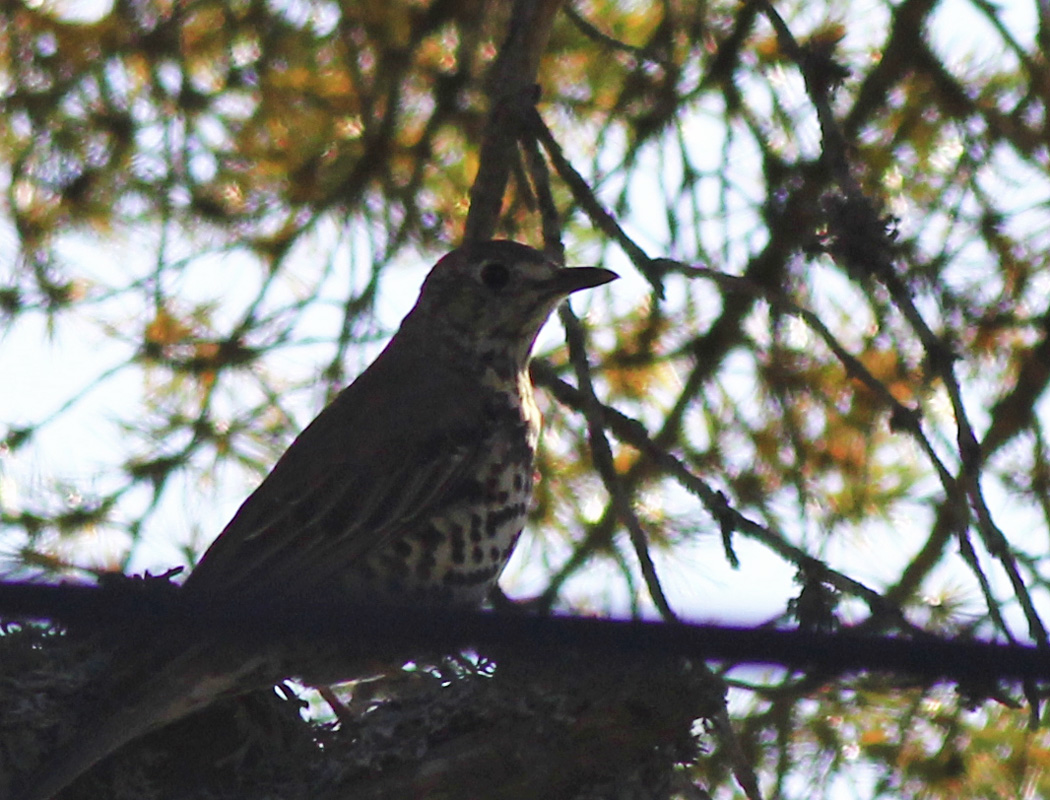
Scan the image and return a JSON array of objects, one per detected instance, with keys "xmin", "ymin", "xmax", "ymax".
[{"xmin": 19, "ymin": 240, "xmax": 617, "ymax": 800}]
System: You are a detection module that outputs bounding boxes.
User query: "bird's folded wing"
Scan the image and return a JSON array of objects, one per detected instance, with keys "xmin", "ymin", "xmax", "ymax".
[
  {"xmin": 183, "ymin": 435, "xmax": 478, "ymax": 602},
  {"xmin": 182, "ymin": 340, "xmax": 488, "ymax": 603}
]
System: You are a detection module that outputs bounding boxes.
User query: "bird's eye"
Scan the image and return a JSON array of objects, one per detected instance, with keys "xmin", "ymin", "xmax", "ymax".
[{"xmin": 480, "ymin": 261, "xmax": 510, "ymax": 291}]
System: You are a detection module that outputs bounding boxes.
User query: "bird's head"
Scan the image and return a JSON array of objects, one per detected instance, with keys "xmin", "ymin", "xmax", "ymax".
[{"xmin": 407, "ymin": 240, "xmax": 618, "ymax": 371}]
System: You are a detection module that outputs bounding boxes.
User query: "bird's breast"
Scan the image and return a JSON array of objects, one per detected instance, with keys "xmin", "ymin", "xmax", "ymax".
[{"xmin": 350, "ymin": 381, "xmax": 539, "ymax": 608}]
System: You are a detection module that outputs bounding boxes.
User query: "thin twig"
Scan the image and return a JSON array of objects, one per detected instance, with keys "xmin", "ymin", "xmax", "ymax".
[
  {"xmin": 559, "ymin": 304, "xmax": 678, "ymax": 620},
  {"xmin": 759, "ymin": 0, "xmax": 1048, "ymax": 651},
  {"xmin": 464, "ymin": 0, "xmax": 564, "ymax": 242}
]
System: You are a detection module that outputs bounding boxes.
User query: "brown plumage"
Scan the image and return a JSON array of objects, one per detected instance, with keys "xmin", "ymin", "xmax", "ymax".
[{"xmin": 19, "ymin": 240, "xmax": 617, "ymax": 799}]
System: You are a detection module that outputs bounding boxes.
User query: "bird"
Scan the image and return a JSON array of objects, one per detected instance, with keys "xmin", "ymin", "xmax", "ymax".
[{"xmin": 18, "ymin": 239, "xmax": 617, "ymax": 799}]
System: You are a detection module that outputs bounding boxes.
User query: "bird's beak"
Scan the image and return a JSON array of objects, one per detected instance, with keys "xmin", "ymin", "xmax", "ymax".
[{"xmin": 549, "ymin": 266, "xmax": 619, "ymax": 296}]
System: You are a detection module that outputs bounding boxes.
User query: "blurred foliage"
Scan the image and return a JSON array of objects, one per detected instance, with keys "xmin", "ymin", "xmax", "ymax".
[{"xmin": 3, "ymin": 0, "xmax": 1050, "ymax": 796}]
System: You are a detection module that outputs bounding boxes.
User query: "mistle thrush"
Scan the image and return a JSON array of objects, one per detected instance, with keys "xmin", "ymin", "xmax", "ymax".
[{"xmin": 20, "ymin": 240, "xmax": 617, "ymax": 800}]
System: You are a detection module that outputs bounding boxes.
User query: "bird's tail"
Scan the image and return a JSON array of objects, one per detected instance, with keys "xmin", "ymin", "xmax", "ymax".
[{"xmin": 16, "ymin": 647, "xmax": 267, "ymax": 800}]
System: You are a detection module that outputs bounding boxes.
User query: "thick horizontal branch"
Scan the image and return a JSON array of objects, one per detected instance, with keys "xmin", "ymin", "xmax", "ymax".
[{"xmin": 1, "ymin": 581, "xmax": 1047, "ymax": 683}]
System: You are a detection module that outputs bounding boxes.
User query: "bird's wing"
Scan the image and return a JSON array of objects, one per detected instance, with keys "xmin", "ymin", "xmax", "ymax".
[{"xmin": 182, "ymin": 337, "xmax": 488, "ymax": 603}]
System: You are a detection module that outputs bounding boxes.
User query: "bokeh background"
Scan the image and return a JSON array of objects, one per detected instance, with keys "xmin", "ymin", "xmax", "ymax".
[{"xmin": 2, "ymin": 0, "xmax": 1049, "ymax": 795}]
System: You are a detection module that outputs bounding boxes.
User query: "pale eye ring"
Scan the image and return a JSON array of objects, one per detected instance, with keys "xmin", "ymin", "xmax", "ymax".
[{"xmin": 480, "ymin": 261, "xmax": 510, "ymax": 291}]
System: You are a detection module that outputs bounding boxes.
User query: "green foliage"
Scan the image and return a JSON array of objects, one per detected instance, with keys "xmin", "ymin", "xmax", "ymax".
[{"xmin": 3, "ymin": 0, "xmax": 1049, "ymax": 796}]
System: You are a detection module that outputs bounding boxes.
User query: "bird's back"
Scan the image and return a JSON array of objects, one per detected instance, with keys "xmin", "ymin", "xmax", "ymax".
[{"xmin": 181, "ymin": 316, "xmax": 539, "ymax": 610}]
